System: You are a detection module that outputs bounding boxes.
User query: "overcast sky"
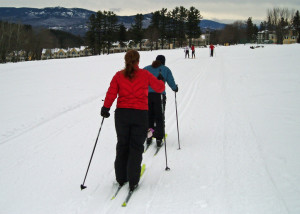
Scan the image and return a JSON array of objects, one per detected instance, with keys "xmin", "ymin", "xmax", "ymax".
[{"xmin": 1, "ymin": 0, "xmax": 299, "ymax": 23}]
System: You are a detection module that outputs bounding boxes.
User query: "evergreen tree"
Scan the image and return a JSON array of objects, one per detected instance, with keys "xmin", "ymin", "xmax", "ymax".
[
  {"xmin": 132, "ymin": 14, "xmax": 144, "ymax": 50},
  {"xmin": 293, "ymin": 10, "xmax": 300, "ymax": 43},
  {"xmin": 118, "ymin": 23, "xmax": 127, "ymax": 48},
  {"xmin": 186, "ymin": 6, "xmax": 202, "ymax": 46},
  {"xmin": 144, "ymin": 26, "xmax": 159, "ymax": 51},
  {"xmin": 246, "ymin": 17, "xmax": 255, "ymax": 42},
  {"xmin": 159, "ymin": 8, "xmax": 168, "ymax": 49},
  {"xmin": 95, "ymin": 11, "xmax": 105, "ymax": 54},
  {"xmin": 170, "ymin": 7, "xmax": 180, "ymax": 48},
  {"xmin": 177, "ymin": 6, "xmax": 188, "ymax": 47},
  {"xmin": 86, "ymin": 14, "xmax": 96, "ymax": 54},
  {"xmin": 150, "ymin": 11, "xmax": 161, "ymax": 49},
  {"xmin": 277, "ymin": 17, "xmax": 289, "ymax": 44},
  {"xmin": 165, "ymin": 11, "xmax": 174, "ymax": 49},
  {"xmin": 104, "ymin": 11, "xmax": 118, "ymax": 54},
  {"xmin": 86, "ymin": 10, "xmax": 118, "ymax": 55}
]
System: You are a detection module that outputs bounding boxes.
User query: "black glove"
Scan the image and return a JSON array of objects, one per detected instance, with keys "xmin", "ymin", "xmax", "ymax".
[
  {"xmin": 100, "ymin": 106, "xmax": 110, "ymax": 118},
  {"xmin": 157, "ymin": 73, "xmax": 165, "ymax": 82},
  {"xmin": 173, "ymin": 85, "xmax": 178, "ymax": 92}
]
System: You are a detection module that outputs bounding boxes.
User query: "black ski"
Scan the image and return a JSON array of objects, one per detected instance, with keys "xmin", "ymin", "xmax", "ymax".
[
  {"xmin": 144, "ymin": 142, "xmax": 152, "ymax": 152},
  {"xmin": 122, "ymin": 190, "xmax": 135, "ymax": 207},
  {"xmin": 154, "ymin": 134, "xmax": 168, "ymax": 156},
  {"xmin": 111, "ymin": 184, "xmax": 125, "ymax": 200},
  {"xmin": 154, "ymin": 143, "xmax": 164, "ymax": 156}
]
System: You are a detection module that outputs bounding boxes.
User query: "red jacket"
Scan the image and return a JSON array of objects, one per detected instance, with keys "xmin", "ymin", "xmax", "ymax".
[
  {"xmin": 104, "ymin": 66, "xmax": 165, "ymax": 110},
  {"xmin": 210, "ymin": 44, "xmax": 215, "ymax": 50}
]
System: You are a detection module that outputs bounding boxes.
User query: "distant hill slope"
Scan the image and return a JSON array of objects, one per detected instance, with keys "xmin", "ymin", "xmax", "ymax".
[
  {"xmin": 0, "ymin": 7, "xmax": 225, "ymax": 36},
  {"xmin": 201, "ymin": 19, "xmax": 226, "ymax": 31}
]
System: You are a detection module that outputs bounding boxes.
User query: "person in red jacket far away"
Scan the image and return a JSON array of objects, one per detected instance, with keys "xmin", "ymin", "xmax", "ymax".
[
  {"xmin": 100, "ymin": 50, "xmax": 165, "ymax": 191},
  {"xmin": 191, "ymin": 44, "xmax": 195, "ymax": 58},
  {"xmin": 209, "ymin": 44, "xmax": 215, "ymax": 57}
]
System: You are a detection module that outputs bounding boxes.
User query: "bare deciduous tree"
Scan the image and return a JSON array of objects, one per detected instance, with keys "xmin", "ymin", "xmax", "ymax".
[{"xmin": 267, "ymin": 8, "xmax": 294, "ymax": 44}]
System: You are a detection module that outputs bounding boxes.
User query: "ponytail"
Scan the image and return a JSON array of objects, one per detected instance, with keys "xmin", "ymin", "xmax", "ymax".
[
  {"xmin": 122, "ymin": 50, "xmax": 140, "ymax": 80},
  {"xmin": 152, "ymin": 60, "xmax": 162, "ymax": 68}
]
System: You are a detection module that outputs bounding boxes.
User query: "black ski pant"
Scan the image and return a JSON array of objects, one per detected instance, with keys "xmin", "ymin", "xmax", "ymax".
[
  {"xmin": 192, "ymin": 50, "xmax": 195, "ymax": 58},
  {"xmin": 148, "ymin": 92, "xmax": 166, "ymax": 141},
  {"xmin": 114, "ymin": 108, "xmax": 148, "ymax": 189},
  {"xmin": 210, "ymin": 49, "xmax": 214, "ymax": 57},
  {"xmin": 185, "ymin": 50, "xmax": 189, "ymax": 58}
]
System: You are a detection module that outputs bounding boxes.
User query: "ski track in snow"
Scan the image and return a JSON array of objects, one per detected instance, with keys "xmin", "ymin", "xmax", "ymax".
[
  {"xmin": 213, "ymin": 51, "xmax": 295, "ymax": 214},
  {"xmin": 0, "ymin": 95, "xmax": 101, "ymax": 145}
]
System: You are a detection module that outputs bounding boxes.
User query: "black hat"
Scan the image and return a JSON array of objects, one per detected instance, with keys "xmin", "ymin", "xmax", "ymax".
[{"xmin": 156, "ymin": 55, "xmax": 166, "ymax": 65}]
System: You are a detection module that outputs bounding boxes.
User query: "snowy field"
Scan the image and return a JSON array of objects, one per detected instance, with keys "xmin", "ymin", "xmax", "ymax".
[{"xmin": 1, "ymin": 44, "xmax": 300, "ymax": 214}]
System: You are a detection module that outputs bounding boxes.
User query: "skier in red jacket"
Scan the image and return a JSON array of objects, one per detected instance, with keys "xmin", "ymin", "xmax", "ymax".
[
  {"xmin": 101, "ymin": 50, "xmax": 165, "ymax": 191},
  {"xmin": 191, "ymin": 45, "xmax": 195, "ymax": 58},
  {"xmin": 209, "ymin": 44, "xmax": 215, "ymax": 57}
]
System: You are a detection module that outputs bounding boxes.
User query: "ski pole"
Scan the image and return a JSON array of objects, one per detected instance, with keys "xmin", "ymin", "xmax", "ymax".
[
  {"xmin": 174, "ymin": 91, "xmax": 181, "ymax": 150},
  {"xmin": 80, "ymin": 117, "xmax": 105, "ymax": 190},
  {"xmin": 161, "ymin": 93, "xmax": 170, "ymax": 171}
]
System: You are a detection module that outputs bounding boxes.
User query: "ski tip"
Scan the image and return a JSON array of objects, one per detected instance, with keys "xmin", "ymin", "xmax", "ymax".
[
  {"xmin": 122, "ymin": 202, "xmax": 127, "ymax": 207},
  {"xmin": 111, "ymin": 196, "xmax": 115, "ymax": 200},
  {"xmin": 140, "ymin": 164, "xmax": 146, "ymax": 177}
]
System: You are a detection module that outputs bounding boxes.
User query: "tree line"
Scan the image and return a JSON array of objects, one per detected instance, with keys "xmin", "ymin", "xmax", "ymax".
[
  {"xmin": 211, "ymin": 8, "xmax": 300, "ymax": 45},
  {"xmin": 210, "ymin": 18, "xmax": 259, "ymax": 44},
  {"xmin": 1, "ymin": 7, "xmax": 299, "ymax": 63},
  {"xmin": 86, "ymin": 6, "xmax": 202, "ymax": 54},
  {"xmin": 0, "ymin": 21, "xmax": 83, "ymax": 63},
  {"xmin": 86, "ymin": 7, "xmax": 300, "ymax": 53}
]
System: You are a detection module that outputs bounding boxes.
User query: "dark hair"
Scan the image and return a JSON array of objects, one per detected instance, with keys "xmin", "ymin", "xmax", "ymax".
[
  {"xmin": 122, "ymin": 50, "xmax": 140, "ymax": 79},
  {"xmin": 152, "ymin": 60, "xmax": 162, "ymax": 68}
]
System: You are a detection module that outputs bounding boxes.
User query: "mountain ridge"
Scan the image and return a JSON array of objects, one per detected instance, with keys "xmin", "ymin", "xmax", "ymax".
[{"xmin": 0, "ymin": 6, "xmax": 226, "ymax": 36}]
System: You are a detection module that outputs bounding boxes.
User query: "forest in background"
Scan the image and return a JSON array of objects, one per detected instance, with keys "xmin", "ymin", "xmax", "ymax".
[{"xmin": 0, "ymin": 7, "xmax": 299, "ymax": 63}]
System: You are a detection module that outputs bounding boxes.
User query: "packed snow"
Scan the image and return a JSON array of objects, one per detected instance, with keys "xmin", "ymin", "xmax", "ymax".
[{"xmin": 1, "ymin": 44, "xmax": 300, "ymax": 214}]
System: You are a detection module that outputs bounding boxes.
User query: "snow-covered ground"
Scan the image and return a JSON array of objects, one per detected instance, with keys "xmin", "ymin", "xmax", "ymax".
[{"xmin": 1, "ymin": 44, "xmax": 300, "ymax": 214}]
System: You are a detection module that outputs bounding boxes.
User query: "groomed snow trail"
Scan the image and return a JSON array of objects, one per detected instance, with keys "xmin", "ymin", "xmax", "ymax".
[{"xmin": 1, "ymin": 45, "xmax": 300, "ymax": 214}]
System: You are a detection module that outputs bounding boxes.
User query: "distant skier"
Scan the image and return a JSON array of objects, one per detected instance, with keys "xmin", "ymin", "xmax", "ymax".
[
  {"xmin": 184, "ymin": 46, "xmax": 190, "ymax": 58},
  {"xmin": 144, "ymin": 55, "xmax": 178, "ymax": 148},
  {"xmin": 209, "ymin": 44, "xmax": 215, "ymax": 57},
  {"xmin": 191, "ymin": 44, "xmax": 195, "ymax": 58},
  {"xmin": 101, "ymin": 50, "xmax": 165, "ymax": 191}
]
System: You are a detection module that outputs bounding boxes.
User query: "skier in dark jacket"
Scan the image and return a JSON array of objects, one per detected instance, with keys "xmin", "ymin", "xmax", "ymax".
[
  {"xmin": 144, "ymin": 55, "xmax": 178, "ymax": 147},
  {"xmin": 101, "ymin": 50, "xmax": 165, "ymax": 191},
  {"xmin": 184, "ymin": 46, "xmax": 190, "ymax": 58}
]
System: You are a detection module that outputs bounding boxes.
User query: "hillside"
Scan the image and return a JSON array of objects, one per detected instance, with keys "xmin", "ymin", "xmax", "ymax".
[{"xmin": 0, "ymin": 7, "xmax": 226, "ymax": 36}]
